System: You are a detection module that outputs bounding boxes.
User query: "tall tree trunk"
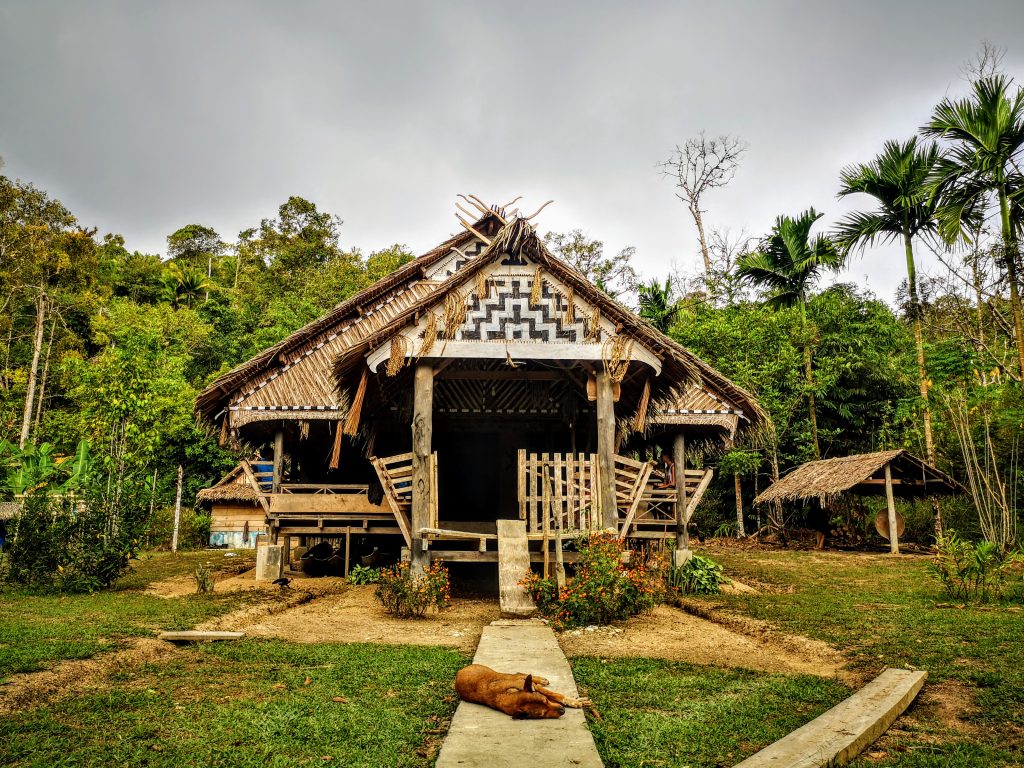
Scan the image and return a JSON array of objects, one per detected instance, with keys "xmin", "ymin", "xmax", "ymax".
[
  {"xmin": 689, "ymin": 203, "xmax": 713, "ymax": 280},
  {"xmin": 998, "ymin": 188, "xmax": 1024, "ymax": 376},
  {"xmin": 18, "ymin": 289, "xmax": 47, "ymax": 449},
  {"xmin": 803, "ymin": 344, "xmax": 820, "ymax": 459},
  {"xmin": 734, "ymin": 472, "xmax": 745, "ymax": 537},
  {"xmin": 33, "ymin": 314, "xmax": 57, "ymax": 433}
]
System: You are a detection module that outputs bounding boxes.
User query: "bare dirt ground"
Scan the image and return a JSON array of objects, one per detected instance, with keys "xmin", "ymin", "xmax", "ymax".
[
  {"xmin": 215, "ymin": 583, "xmax": 501, "ymax": 654},
  {"xmin": 0, "ymin": 638, "xmax": 180, "ymax": 716},
  {"xmin": 557, "ymin": 603, "xmax": 853, "ymax": 681}
]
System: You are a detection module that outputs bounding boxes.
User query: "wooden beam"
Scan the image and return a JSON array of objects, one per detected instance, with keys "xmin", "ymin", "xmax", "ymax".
[
  {"xmin": 885, "ymin": 463, "xmax": 900, "ymax": 555},
  {"xmin": 437, "ymin": 370, "xmax": 563, "ymax": 381},
  {"xmin": 411, "ymin": 362, "xmax": 434, "ymax": 573},
  {"xmin": 272, "ymin": 428, "xmax": 284, "ymax": 494},
  {"xmin": 674, "ymin": 433, "xmax": 688, "ymax": 550},
  {"xmin": 596, "ymin": 371, "xmax": 617, "ymax": 529}
]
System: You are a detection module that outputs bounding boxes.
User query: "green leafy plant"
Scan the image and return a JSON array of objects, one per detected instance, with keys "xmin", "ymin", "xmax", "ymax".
[
  {"xmin": 521, "ymin": 532, "xmax": 665, "ymax": 630},
  {"xmin": 193, "ymin": 562, "xmax": 215, "ymax": 594},
  {"xmin": 347, "ymin": 564, "xmax": 380, "ymax": 585},
  {"xmin": 374, "ymin": 560, "xmax": 450, "ymax": 618},
  {"xmin": 929, "ymin": 530, "xmax": 1021, "ymax": 602},
  {"xmin": 667, "ymin": 553, "xmax": 728, "ymax": 595}
]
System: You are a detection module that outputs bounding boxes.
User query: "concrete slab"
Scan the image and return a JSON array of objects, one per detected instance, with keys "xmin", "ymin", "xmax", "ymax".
[
  {"xmin": 157, "ymin": 631, "xmax": 245, "ymax": 643},
  {"xmin": 255, "ymin": 544, "xmax": 285, "ymax": 581},
  {"xmin": 734, "ymin": 667, "xmax": 927, "ymax": 768},
  {"xmin": 496, "ymin": 520, "xmax": 536, "ymax": 617},
  {"xmin": 436, "ymin": 621, "xmax": 603, "ymax": 768}
]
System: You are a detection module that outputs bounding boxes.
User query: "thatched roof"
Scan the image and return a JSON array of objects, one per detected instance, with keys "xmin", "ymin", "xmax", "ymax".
[
  {"xmin": 197, "ymin": 210, "xmax": 768, "ymax": 440},
  {"xmin": 0, "ymin": 501, "xmax": 20, "ymax": 520},
  {"xmin": 754, "ymin": 450, "xmax": 964, "ymax": 504},
  {"xmin": 195, "ymin": 465, "xmax": 263, "ymax": 506}
]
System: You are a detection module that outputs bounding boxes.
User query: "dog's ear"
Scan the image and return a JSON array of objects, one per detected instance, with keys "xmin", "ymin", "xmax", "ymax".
[{"xmin": 524, "ymin": 674, "xmax": 534, "ymax": 692}]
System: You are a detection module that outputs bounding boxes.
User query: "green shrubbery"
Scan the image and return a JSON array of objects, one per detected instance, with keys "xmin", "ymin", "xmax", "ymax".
[
  {"xmin": 929, "ymin": 531, "xmax": 1021, "ymax": 602},
  {"xmin": 668, "ymin": 553, "xmax": 729, "ymax": 595},
  {"xmin": 4, "ymin": 493, "xmax": 148, "ymax": 592},
  {"xmin": 374, "ymin": 560, "xmax": 450, "ymax": 617},
  {"xmin": 346, "ymin": 564, "xmax": 380, "ymax": 585},
  {"xmin": 521, "ymin": 532, "xmax": 665, "ymax": 629}
]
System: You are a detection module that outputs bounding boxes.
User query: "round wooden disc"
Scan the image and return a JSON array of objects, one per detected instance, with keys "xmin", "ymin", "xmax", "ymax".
[{"xmin": 875, "ymin": 510, "xmax": 906, "ymax": 540}]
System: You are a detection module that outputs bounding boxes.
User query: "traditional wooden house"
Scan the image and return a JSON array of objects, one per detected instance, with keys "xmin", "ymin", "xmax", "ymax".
[{"xmin": 196, "ymin": 199, "xmax": 767, "ymax": 576}]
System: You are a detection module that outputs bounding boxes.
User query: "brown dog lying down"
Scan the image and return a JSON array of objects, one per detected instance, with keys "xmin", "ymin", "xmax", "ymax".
[{"xmin": 455, "ymin": 664, "xmax": 591, "ymax": 719}]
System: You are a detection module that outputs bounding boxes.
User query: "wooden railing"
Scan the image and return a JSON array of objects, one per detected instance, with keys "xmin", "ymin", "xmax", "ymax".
[{"xmin": 517, "ymin": 451, "xmax": 714, "ymax": 539}]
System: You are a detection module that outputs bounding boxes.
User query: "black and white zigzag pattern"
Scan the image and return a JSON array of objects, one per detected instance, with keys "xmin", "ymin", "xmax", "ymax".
[
  {"xmin": 425, "ymin": 240, "xmax": 487, "ymax": 280},
  {"xmin": 456, "ymin": 276, "xmax": 588, "ymax": 342}
]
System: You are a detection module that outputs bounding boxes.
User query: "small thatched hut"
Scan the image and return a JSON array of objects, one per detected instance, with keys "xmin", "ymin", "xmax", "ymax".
[
  {"xmin": 755, "ymin": 449, "xmax": 963, "ymax": 553},
  {"xmin": 196, "ymin": 465, "xmax": 266, "ymax": 548}
]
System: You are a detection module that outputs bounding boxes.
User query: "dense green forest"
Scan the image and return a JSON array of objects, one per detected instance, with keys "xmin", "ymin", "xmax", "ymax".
[{"xmin": 1, "ymin": 66, "xmax": 1021, "ymax": 567}]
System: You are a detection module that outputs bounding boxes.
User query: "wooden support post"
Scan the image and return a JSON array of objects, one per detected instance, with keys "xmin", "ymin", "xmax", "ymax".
[
  {"xmin": 344, "ymin": 528, "xmax": 351, "ymax": 577},
  {"xmin": 885, "ymin": 463, "xmax": 900, "ymax": 555},
  {"xmin": 596, "ymin": 371, "xmax": 617, "ymax": 530},
  {"xmin": 674, "ymin": 434, "xmax": 688, "ymax": 551},
  {"xmin": 283, "ymin": 535, "xmax": 291, "ymax": 570},
  {"xmin": 411, "ymin": 362, "xmax": 434, "ymax": 573},
  {"xmin": 272, "ymin": 427, "xmax": 284, "ymax": 494},
  {"xmin": 171, "ymin": 464, "xmax": 183, "ymax": 553}
]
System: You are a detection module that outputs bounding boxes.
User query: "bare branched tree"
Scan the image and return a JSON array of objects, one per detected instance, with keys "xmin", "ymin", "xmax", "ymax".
[
  {"xmin": 961, "ymin": 41, "xmax": 1006, "ymax": 81},
  {"xmin": 661, "ymin": 133, "xmax": 747, "ymax": 279}
]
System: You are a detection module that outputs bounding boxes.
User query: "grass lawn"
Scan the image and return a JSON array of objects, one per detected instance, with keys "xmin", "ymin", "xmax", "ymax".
[
  {"xmin": 694, "ymin": 545, "xmax": 1021, "ymax": 767},
  {"xmin": 0, "ymin": 640, "xmax": 466, "ymax": 767},
  {"xmin": 0, "ymin": 550, "xmax": 260, "ymax": 679}
]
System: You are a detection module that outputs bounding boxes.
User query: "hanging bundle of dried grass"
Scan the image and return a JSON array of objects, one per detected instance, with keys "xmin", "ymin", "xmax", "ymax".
[
  {"xmin": 385, "ymin": 335, "xmax": 409, "ymax": 377},
  {"xmin": 476, "ymin": 271, "xmax": 490, "ymax": 302},
  {"xmin": 329, "ymin": 420, "xmax": 344, "ymax": 469},
  {"xmin": 632, "ymin": 377, "xmax": 651, "ymax": 432},
  {"xmin": 603, "ymin": 335, "xmax": 633, "ymax": 384},
  {"xmin": 418, "ymin": 312, "xmax": 438, "ymax": 358},
  {"xmin": 219, "ymin": 416, "xmax": 228, "ymax": 446},
  {"xmin": 299, "ymin": 420, "xmax": 310, "ymax": 440},
  {"xmin": 586, "ymin": 307, "xmax": 602, "ymax": 341},
  {"xmin": 229, "ymin": 429, "xmax": 240, "ymax": 451},
  {"xmin": 343, "ymin": 368, "xmax": 368, "ymax": 435},
  {"xmin": 564, "ymin": 288, "xmax": 575, "ymax": 325},
  {"xmin": 442, "ymin": 292, "xmax": 467, "ymax": 340},
  {"xmin": 530, "ymin": 267, "xmax": 544, "ymax": 306}
]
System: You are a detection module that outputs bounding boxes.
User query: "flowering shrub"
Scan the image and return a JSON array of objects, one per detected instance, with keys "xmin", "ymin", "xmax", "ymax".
[
  {"xmin": 374, "ymin": 560, "xmax": 451, "ymax": 618},
  {"xmin": 521, "ymin": 532, "xmax": 664, "ymax": 629}
]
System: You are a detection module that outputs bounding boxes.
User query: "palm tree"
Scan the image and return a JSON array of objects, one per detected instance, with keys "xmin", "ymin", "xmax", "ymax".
[
  {"xmin": 637, "ymin": 278, "xmax": 677, "ymax": 333},
  {"xmin": 162, "ymin": 263, "xmax": 214, "ymax": 308},
  {"xmin": 923, "ymin": 75, "xmax": 1024, "ymax": 375},
  {"xmin": 736, "ymin": 209, "xmax": 843, "ymax": 457},
  {"xmin": 835, "ymin": 138, "xmax": 943, "ymax": 468}
]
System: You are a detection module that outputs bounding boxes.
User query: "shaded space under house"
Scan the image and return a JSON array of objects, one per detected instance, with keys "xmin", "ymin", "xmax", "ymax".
[
  {"xmin": 195, "ymin": 199, "xmax": 768, "ymax": 577},
  {"xmin": 754, "ymin": 449, "xmax": 964, "ymax": 553}
]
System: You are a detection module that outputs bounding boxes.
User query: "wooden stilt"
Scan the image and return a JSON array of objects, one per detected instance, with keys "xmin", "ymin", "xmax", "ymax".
[
  {"xmin": 344, "ymin": 528, "xmax": 351, "ymax": 577},
  {"xmin": 272, "ymin": 428, "xmax": 284, "ymax": 493},
  {"xmin": 596, "ymin": 371, "xmax": 617, "ymax": 530},
  {"xmin": 674, "ymin": 434, "xmax": 688, "ymax": 551},
  {"xmin": 411, "ymin": 363, "xmax": 434, "ymax": 574}
]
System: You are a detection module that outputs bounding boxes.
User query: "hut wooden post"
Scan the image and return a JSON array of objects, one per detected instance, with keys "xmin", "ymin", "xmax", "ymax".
[
  {"xmin": 411, "ymin": 362, "xmax": 434, "ymax": 573},
  {"xmin": 884, "ymin": 463, "xmax": 900, "ymax": 555},
  {"xmin": 272, "ymin": 428, "xmax": 284, "ymax": 494},
  {"xmin": 596, "ymin": 371, "xmax": 617, "ymax": 530},
  {"xmin": 674, "ymin": 433, "xmax": 689, "ymax": 551},
  {"xmin": 734, "ymin": 473, "xmax": 745, "ymax": 537}
]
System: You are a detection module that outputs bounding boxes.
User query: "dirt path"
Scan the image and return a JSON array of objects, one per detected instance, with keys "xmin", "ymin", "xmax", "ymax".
[
  {"xmin": 557, "ymin": 603, "xmax": 852, "ymax": 681},
  {"xmin": 218, "ymin": 585, "xmax": 501, "ymax": 654},
  {"xmin": 0, "ymin": 638, "xmax": 180, "ymax": 716}
]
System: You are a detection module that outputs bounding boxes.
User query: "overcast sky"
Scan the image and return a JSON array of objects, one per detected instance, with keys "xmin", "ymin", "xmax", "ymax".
[{"xmin": 2, "ymin": 1, "xmax": 1022, "ymax": 303}]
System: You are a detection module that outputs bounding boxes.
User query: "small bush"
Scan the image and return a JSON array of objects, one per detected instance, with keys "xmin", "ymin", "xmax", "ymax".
[
  {"xmin": 521, "ymin": 532, "xmax": 665, "ymax": 629},
  {"xmin": 374, "ymin": 560, "xmax": 450, "ymax": 618},
  {"xmin": 193, "ymin": 562, "xmax": 215, "ymax": 594},
  {"xmin": 929, "ymin": 531, "xmax": 1020, "ymax": 602},
  {"xmin": 4, "ymin": 492, "xmax": 148, "ymax": 592},
  {"xmin": 667, "ymin": 553, "xmax": 727, "ymax": 595},
  {"xmin": 347, "ymin": 564, "xmax": 380, "ymax": 585}
]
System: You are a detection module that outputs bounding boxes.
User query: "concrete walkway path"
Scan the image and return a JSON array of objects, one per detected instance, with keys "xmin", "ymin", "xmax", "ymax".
[{"xmin": 435, "ymin": 620, "xmax": 603, "ymax": 768}]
